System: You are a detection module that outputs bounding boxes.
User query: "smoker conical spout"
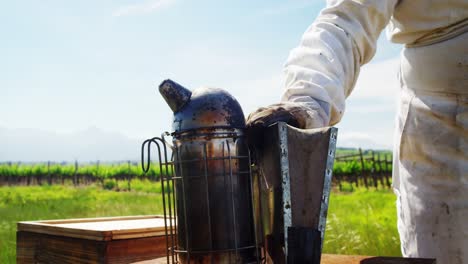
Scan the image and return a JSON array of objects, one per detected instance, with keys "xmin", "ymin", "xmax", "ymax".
[{"xmin": 159, "ymin": 79, "xmax": 192, "ymax": 113}]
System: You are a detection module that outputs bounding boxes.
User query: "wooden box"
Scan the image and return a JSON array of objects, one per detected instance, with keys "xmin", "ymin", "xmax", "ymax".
[{"xmin": 17, "ymin": 215, "xmax": 168, "ymax": 264}]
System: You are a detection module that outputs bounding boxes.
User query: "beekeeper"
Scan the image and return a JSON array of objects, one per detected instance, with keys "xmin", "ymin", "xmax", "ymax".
[{"xmin": 247, "ymin": 1, "xmax": 468, "ymax": 263}]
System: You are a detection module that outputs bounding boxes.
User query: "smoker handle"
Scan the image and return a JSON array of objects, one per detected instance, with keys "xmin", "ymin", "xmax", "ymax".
[
  {"xmin": 141, "ymin": 138, "xmax": 156, "ymax": 173},
  {"xmin": 287, "ymin": 227, "xmax": 322, "ymax": 264},
  {"xmin": 141, "ymin": 135, "xmax": 173, "ymax": 173}
]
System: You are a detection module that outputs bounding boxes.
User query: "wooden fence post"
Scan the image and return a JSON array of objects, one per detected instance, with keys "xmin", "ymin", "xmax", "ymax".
[
  {"xmin": 127, "ymin": 160, "xmax": 132, "ymax": 191},
  {"xmin": 370, "ymin": 152, "xmax": 378, "ymax": 188},
  {"xmin": 36, "ymin": 162, "xmax": 42, "ymax": 186},
  {"xmin": 7, "ymin": 162, "xmax": 12, "ymax": 186},
  {"xmin": 359, "ymin": 148, "xmax": 368, "ymax": 188},
  {"xmin": 60, "ymin": 162, "xmax": 65, "ymax": 185},
  {"xmin": 97, "ymin": 160, "xmax": 102, "ymax": 186},
  {"xmin": 73, "ymin": 160, "xmax": 78, "ymax": 186},
  {"xmin": 377, "ymin": 153, "xmax": 385, "ymax": 188},
  {"xmin": 384, "ymin": 154, "xmax": 392, "ymax": 188},
  {"xmin": 378, "ymin": 154, "xmax": 388, "ymax": 188},
  {"xmin": 47, "ymin": 161, "xmax": 53, "ymax": 185}
]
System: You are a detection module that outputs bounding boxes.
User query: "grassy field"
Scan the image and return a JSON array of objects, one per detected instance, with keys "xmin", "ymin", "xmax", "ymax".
[
  {"xmin": 0, "ymin": 182, "xmax": 164, "ymax": 263},
  {"xmin": 324, "ymin": 188, "xmax": 400, "ymax": 256},
  {"xmin": 0, "ymin": 182, "xmax": 400, "ymax": 263}
]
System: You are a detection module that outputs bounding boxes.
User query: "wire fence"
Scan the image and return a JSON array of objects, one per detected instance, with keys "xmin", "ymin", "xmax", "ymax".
[
  {"xmin": 333, "ymin": 148, "xmax": 393, "ymax": 191},
  {"xmin": 0, "ymin": 148, "xmax": 392, "ymax": 189},
  {"xmin": 0, "ymin": 160, "xmax": 162, "ymax": 189}
]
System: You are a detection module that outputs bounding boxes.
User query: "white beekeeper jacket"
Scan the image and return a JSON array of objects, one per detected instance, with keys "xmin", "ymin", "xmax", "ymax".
[{"xmin": 282, "ymin": 0, "xmax": 468, "ymax": 263}]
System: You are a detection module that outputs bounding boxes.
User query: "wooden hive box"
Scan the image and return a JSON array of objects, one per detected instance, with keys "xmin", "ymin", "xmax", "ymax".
[
  {"xmin": 16, "ymin": 215, "xmax": 436, "ymax": 264},
  {"xmin": 17, "ymin": 215, "xmax": 170, "ymax": 264}
]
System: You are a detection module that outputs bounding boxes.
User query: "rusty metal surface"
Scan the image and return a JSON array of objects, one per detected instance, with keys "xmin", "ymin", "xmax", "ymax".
[
  {"xmin": 159, "ymin": 79, "xmax": 192, "ymax": 113},
  {"xmin": 158, "ymin": 79, "xmax": 246, "ymax": 133},
  {"xmin": 152, "ymin": 81, "xmax": 259, "ymax": 263},
  {"xmin": 172, "ymin": 130, "xmax": 256, "ymax": 263},
  {"xmin": 252, "ymin": 123, "xmax": 285, "ymax": 263},
  {"xmin": 142, "ymin": 131, "xmax": 259, "ymax": 263},
  {"xmin": 251, "ymin": 123, "xmax": 337, "ymax": 263},
  {"xmin": 278, "ymin": 123, "xmax": 291, "ymax": 261},
  {"xmin": 318, "ymin": 127, "xmax": 337, "ymax": 247}
]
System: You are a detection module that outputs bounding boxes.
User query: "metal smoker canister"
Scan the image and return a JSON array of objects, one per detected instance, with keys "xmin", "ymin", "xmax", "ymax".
[{"xmin": 159, "ymin": 80, "xmax": 259, "ymax": 263}]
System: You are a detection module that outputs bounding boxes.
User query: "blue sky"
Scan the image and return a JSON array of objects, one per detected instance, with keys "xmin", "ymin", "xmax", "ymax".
[{"xmin": 1, "ymin": 0, "xmax": 403, "ymax": 156}]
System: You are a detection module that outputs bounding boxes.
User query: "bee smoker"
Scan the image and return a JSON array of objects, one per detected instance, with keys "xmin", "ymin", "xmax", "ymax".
[
  {"xmin": 142, "ymin": 79, "xmax": 337, "ymax": 264},
  {"xmin": 142, "ymin": 80, "xmax": 261, "ymax": 263}
]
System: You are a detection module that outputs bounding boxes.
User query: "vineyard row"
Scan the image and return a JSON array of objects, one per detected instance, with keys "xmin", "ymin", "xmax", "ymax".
[{"xmin": 0, "ymin": 150, "xmax": 393, "ymax": 189}]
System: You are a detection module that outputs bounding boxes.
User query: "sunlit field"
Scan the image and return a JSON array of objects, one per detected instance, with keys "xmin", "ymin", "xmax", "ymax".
[
  {"xmin": 324, "ymin": 188, "xmax": 400, "ymax": 256},
  {"xmin": 0, "ymin": 181, "xmax": 399, "ymax": 263}
]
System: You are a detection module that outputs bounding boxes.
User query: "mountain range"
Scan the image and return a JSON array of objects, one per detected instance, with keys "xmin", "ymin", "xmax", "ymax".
[
  {"xmin": 0, "ymin": 126, "xmax": 389, "ymax": 162},
  {"xmin": 0, "ymin": 126, "xmax": 143, "ymax": 162}
]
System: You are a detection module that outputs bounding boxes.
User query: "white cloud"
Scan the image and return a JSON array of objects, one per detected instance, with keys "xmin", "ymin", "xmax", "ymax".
[
  {"xmin": 349, "ymin": 57, "xmax": 400, "ymax": 99},
  {"xmin": 231, "ymin": 57, "xmax": 400, "ymax": 115},
  {"xmin": 347, "ymin": 103, "xmax": 395, "ymax": 113},
  {"xmin": 337, "ymin": 57, "xmax": 400, "ymax": 150},
  {"xmin": 225, "ymin": 75, "xmax": 284, "ymax": 114},
  {"xmin": 112, "ymin": 0, "xmax": 175, "ymax": 17},
  {"xmin": 157, "ymin": 43, "xmax": 286, "ymax": 115},
  {"xmin": 337, "ymin": 132, "xmax": 392, "ymax": 150}
]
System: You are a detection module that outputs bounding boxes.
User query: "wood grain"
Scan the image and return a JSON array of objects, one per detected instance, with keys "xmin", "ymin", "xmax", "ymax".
[
  {"xmin": 17, "ymin": 231, "xmax": 167, "ymax": 264},
  {"xmin": 17, "ymin": 216, "xmax": 169, "ymax": 264},
  {"xmin": 17, "ymin": 215, "xmax": 169, "ymax": 241}
]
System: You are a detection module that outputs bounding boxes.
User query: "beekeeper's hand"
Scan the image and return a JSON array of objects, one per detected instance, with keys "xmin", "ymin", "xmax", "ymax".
[{"xmin": 246, "ymin": 100, "xmax": 329, "ymax": 129}]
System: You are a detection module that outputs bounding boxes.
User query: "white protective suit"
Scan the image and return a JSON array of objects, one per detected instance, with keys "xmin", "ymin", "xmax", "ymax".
[{"xmin": 282, "ymin": 1, "xmax": 468, "ymax": 263}]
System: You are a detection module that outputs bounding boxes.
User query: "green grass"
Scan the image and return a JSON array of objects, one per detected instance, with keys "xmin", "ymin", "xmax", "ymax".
[
  {"xmin": 0, "ymin": 184, "xmax": 400, "ymax": 263},
  {"xmin": 324, "ymin": 188, "xmax": 401, "ymax": 257},
  {"xmin": 0, "ymin": 184, "xmax": 163, "ymax": 263}
]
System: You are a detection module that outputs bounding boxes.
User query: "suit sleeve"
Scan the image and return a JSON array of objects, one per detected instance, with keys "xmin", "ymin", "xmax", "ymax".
[{"xmin": 282, "ymin": 0, "xmax": 398, "ymax": 125}]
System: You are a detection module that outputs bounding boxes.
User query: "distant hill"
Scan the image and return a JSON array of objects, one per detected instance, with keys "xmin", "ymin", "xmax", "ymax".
[
  {"xmin": 0, "ymin": 126, "xmax": 391, "ymax": 162},
  {"xmin": 0, "ymin": 126, "xmax": 143, "ymax": 162}
]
